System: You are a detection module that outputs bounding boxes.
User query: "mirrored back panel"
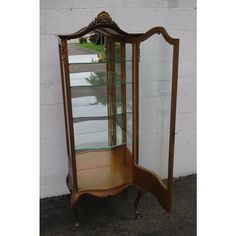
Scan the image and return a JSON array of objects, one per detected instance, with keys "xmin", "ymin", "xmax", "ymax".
[{"xmin": 66, "ymin": 34, "xmax": 132, "ymax": 152}]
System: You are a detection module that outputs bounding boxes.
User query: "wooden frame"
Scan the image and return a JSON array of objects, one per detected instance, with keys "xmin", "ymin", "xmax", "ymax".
[
  {"xmin": 57, "ymin": 11, "xmax": 179, "ymax": 229},
  {"xmin": 132, "ymin": 28, "xmax": 180, "ymax": 212}
]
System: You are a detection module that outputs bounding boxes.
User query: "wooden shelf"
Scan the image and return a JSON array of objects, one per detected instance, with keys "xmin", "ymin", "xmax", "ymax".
[{"xmin": 76, "ymin": 146, "xmax": 132, "ymax": 191}]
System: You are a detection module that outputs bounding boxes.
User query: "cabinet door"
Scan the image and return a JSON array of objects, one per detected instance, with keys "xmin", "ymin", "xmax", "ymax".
[{"xmin": 132, "ymin": 29, "xmax": 179, "ymax": 212}]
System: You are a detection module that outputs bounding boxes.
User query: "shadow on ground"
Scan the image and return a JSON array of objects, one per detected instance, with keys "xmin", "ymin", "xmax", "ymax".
[{"xmin": 40, "ymin": 174, "xmax": 196, "ymax": 236}]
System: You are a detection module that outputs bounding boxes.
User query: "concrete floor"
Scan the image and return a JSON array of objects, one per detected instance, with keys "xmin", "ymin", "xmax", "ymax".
[{"xmin": 40, "ymin": 175, "xmax": 196, "ymax": 236}]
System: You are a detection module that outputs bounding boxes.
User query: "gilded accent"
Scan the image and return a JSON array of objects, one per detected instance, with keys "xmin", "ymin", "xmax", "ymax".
[
  {"xmin": 89, "ymin": 11, "xmax": 117, "ymax": 26},
  {"xmin": 61, "ymin": 40, "xmax": 68, "ymax": 66},
  {"xmin": 137, "ymin": 43, "xmax": 140, "ymax": 63}
]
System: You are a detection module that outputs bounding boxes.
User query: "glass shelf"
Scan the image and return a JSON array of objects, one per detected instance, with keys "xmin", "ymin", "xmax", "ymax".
[
  {"xmin": 69, "ymin": 60, "xmax": 131, "ymax": 77},
  {"xmin": 73, "ymin": 120, "xmax": 125, "ymax": 135},
  {"xmin": 69, "ymin": 54, "xmax": 105, "ymax": 64},
  {"xmin": 74, "ymin": 120, "xmax": 131, "ymax": 151},
  {"xmin": 75, "ymin": 143, "xmax": 129, "ymax": 152},
  {"xmin": 71, "ymin": 96, "xmax": 132, "ymax": 118},
  {"xmin": 71, "ymin": 96, "xmax": 131, "ymax": 107},
  {"xmin": 73, "ymin": 112, "xmax": 132, "ymax": 123},
  {"xmin": 70, "ymin": 72, "xmax": 132, "ymax": 87},
  {"xmin": 68, "ymin": 54, "xmax": 132, "ymax": 65}
]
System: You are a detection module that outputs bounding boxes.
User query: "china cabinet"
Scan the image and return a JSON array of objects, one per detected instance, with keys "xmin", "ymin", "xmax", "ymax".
[{"xmin": 57, "ymin": 11, "xmax": 179, "ymax": 229}]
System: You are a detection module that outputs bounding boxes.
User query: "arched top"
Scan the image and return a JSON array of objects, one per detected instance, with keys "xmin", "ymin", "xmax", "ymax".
[
  {"xmin": 132, "ymin": 27, "xmax": 179, "ymax": 45},
  {"xmin": 57, "ymin": 11, "xmax": 179, "ymax": 45},
  {"xmin": 57, "ymin": 11, "xmax": 133, "ymax": 40}
]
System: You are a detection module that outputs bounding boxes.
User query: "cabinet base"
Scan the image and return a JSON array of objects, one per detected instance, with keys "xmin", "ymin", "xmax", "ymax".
[{"xmin": 70, "ymin": 184, "xmax": 144, "ymax": 230}]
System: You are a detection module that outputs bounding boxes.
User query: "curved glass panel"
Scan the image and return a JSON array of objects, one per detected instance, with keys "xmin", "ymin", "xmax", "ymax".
[{"xmin": 138, "ymin": 33, "xmax": 173, "ymax": 184}]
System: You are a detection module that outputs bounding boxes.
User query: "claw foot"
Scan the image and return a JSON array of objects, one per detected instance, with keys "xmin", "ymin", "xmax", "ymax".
[
  {"xmin": 73, "ymin": 221, "xmax": 80, "ymax": 230},
  {"xmin": 134, "ymin": 212, "xmax": 141, "ymax": 220}
]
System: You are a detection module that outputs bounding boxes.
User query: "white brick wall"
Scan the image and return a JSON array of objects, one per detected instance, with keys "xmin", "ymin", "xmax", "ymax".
[{"xmin": 40, "ymin": 0, "xmax": 196, "ymax": 198}]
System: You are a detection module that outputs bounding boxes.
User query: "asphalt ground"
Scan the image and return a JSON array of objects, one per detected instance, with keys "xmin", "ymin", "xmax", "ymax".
[{"xmin": 40, "ymin": 174, "xmax": 196, "ymax": 236}]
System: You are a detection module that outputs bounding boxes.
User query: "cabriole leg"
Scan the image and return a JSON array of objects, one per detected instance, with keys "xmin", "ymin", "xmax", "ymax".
[
  {"xmin": 134, "ymin": 187, "xmax": 144, "ymax": 220},
  {"xmin": 72, "ymin": 206, "xmax": 80, "ymax": 230}
]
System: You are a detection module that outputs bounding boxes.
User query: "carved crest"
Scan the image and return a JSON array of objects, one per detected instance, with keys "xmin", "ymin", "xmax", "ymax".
[{"xmin": 89, "ymin": 11, "xmax": 117, "ymax": 26}]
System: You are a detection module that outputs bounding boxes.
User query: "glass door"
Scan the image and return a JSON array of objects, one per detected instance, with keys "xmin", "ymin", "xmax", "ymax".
[{"xmin": 132, "ymin": 29, "xmax": 179, "ymax": 212}]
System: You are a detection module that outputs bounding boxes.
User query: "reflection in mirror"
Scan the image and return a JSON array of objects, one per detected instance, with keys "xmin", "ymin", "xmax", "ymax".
[
  {"xmin": 67, "ymin": 34, "xmax": 131, "ymax": 152},
  {"xmin": 67, "ymin": 34, "xmax": 106, "ymax": 64},
  {"xmin": 138, "ymin": 34, "xmax": 173, "ymax": 185}
]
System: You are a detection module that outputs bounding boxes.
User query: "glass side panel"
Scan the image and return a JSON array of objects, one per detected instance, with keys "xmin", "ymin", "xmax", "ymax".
[
  {"xmin": 138, "ymin": 34, "xmax": 173, "ymax": 184},
  {"xmin": 114, "ymin": 41, "xmax": 122, "ymax": 136},
  {"xmin": 126, "ymin": 44, "xmax": 133, "ymax": 151},
  {"xmin": 67, "ymin": 35, "xmax": 130, "ymax": 152}
]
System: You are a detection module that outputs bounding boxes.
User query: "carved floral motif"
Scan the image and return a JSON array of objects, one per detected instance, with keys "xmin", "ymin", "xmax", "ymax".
[
  {"xmin": 61, "ymin": 40, "xmax": 68, "ymax": 66},
  {"xmin": 89, "ymin": 11, "xmax": 118, "ymax": 26}
]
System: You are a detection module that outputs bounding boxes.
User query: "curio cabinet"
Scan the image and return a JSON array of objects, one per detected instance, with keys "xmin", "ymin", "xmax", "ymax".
[{"xmin": 57, "ymin": 12, "xmax": 179, "ymax": 230}]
